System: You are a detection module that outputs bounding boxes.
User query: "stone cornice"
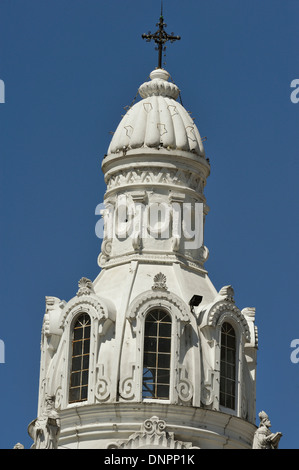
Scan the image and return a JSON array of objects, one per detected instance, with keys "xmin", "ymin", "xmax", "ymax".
[
  {"xmin": 57, "ymin": 402, "xmax": 257, "ymax": 449},
  {"xmin": 98, "ymin": 251, "xmax": 208, "ymax": 274},
  {"xmin": 102, "ymin": 147, "xmax": 210, "ymax": 178}
]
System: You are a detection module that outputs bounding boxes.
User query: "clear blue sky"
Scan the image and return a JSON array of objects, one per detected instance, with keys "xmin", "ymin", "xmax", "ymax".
[{"xmin": 0, "ymin": 0, "xmax": 298, "ymax": 449}]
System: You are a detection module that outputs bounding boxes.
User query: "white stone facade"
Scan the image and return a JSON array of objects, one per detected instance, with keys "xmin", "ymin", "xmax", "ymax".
[{"xmin": 32, "ymin": 68, "xmax": 258, "ymax": 449}]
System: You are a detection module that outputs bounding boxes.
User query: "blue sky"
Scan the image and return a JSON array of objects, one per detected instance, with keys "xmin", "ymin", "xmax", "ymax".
[{"xmin": 0, "ymin": 0, "xmax": 298, "ymax": 449}]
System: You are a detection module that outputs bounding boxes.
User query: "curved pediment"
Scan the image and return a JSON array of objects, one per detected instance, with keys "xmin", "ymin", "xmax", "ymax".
[
  {"xmin": 59, "ymin": 278, "xmax": 116, "ymax": 333},
  {"xmin": 198, "ymin": 285, "xmax": 251, "ymax": 343},
  {"xmin": 126, "ymin": 288, "xmax": 190, "ymax": 325}
]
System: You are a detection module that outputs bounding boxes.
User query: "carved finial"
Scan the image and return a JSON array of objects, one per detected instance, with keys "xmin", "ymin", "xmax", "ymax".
[
  {"xmin": 218, "ymin": 285, "xmax": 235, "ymax": 303},
  {"xmin": 152, "ymin": 272, "xmax": 168, "ymax": 291},
  {"xmin": 242, "ymin": 307, "xmax": 256, "ymax": 320},
  {"xmin": 77, "ymin": 277, "xmax": 95, "ymax": 297}
]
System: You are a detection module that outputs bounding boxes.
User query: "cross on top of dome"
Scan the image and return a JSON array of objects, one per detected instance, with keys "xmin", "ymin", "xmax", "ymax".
[{"xmin": 142, "ymin": 4, "xmax": 181, "ymax": 69}]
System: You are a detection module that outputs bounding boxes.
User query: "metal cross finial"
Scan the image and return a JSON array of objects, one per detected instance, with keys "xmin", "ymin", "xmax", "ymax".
[{"xmin": 142, "ymin": 8, "xmax": 181, "ymax": 69}]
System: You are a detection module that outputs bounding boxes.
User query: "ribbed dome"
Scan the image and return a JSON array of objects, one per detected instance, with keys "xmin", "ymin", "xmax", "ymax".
[{"xmin": 107, "ymin": 69, "xmax": 205, "ymax": 157}]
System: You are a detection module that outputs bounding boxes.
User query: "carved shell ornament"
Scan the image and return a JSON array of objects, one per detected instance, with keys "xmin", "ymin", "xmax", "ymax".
[
  {"xmin": 152, "ymin": 272, "xmax": 168, "ymax": 291},
  {"xmin": 76, "ymin": 277, "xmax": 95, "ymax": 297}
]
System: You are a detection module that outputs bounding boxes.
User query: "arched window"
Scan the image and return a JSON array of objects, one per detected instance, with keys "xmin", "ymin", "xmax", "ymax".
[
  {"xmin": 220, "ymin": 322, "xmax": 236, "ymax": 410},
  {"xmin": 69, "ymin": 313, "xmax": 91, "ymax": 403},
  {"xmin": 142, "ymin": 309, "xmax": 171, "ymax": 400}
]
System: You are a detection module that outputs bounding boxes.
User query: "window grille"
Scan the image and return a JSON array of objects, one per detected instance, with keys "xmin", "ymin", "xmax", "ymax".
[
  {"xmin": 69, "ymin": 313, "xmax": 91, "ymax": 403},
  {"xmin": 142, "ymin": 309, "xmax": 171, "ymax": 400},
  {"xmin": 220, "ymin": 322, "xmax": 236, "ymax": 409}
]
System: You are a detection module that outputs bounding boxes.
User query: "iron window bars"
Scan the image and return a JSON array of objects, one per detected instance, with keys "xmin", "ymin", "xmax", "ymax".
[
  {"xmin": 220, "ymin": 322, "xmax": 236, "ymax": 410},
  {"xmin": 142, "ymin": 309, "xmax": 172, "ymax": 400},
  {"xmin": 69, "ymin": 313, "xmax": 91, "ymax": 403}
]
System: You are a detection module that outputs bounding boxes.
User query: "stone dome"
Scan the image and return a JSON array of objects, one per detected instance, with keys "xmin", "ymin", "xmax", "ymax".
[{"xmin": 107, "ymin": 69, "xmax": 205, "ymax": 157}]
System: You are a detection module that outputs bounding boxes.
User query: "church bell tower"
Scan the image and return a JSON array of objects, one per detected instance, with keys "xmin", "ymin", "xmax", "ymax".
[{"xmin": 29, "ymin": 12, "xmax": 258, "ymax": 449}]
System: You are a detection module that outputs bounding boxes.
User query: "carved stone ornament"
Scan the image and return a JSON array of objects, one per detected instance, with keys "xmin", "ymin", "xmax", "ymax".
[
  {"xmin": 76, "ymin": 277, "xmax": 95, "ymax": 297},
  {"xmin": 152, "ymin": 272, "xmax": 168, "ymax": 291},
  {"xmin": 95, "ymin": 364, "xmax": 111, "ymax": 403},
  {"xmin": 13, "ymin": 443, "xmax": 24, "ymax": 449},
  {"xmin": 206, "ymin": 301, "xmax": 251, "ymax": 342},
  {"xmin": 54, "ymin": 386, "xmax": 63, "ymax": 410},
  {"xmin": 198, "ymin": 245, "xmax": 209, "ymax": 263},
  {"xmin": 101, "ymin": 238, "xmax": 112, "ymax": 259},
  {"xmin": 252, "ymin": 411, "xmax": 282, "ymax": 449},
  {"xmin": 106, "ymin": 167, "xmax": 206, "ymax": 196},
  {"xmin": 59, "ymin": 292, "xmax": 115, "ymax": 336},
  {"xmin": 242, "ymin": 307, "xmax": 258, "ymax": 348},
  {"xmin": 126, "ymin": 290, "xmax": 190, "ymax": 327},
  {"xmin": 119, "ymin": 364, "xmax": 136, "ymax": 401},
  {"xmin": 28, "ymin": 395, "xmax": 60, "ymax": 449},
  {"xmin": 217, "ymin": 285, "xmax": 235, "ymax": 303},
  {"xmin": 107, "ymin": 416, "xmax": 198, "ymax": 449},
  {"xmin": 138, "ymin": 70, "xmax": 180, "ymax": 99},
  {"xmin": 177, "ymin": 366, "xmax": 193, "ymax": 403}
]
